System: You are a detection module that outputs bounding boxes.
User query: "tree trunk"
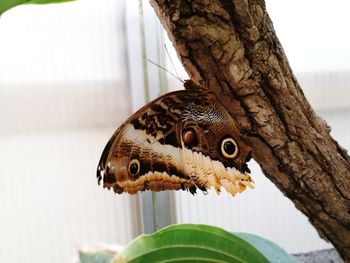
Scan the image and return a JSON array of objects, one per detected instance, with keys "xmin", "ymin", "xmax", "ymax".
[{"xmin": 149, "ymin": 0, "xmax": 350, "ymax": 260}]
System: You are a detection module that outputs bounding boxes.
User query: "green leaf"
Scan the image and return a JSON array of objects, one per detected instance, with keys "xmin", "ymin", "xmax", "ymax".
[
  {"xmin": 0, "ymin": 0, "xmax": 75, "ymax": 16},
  {"xmin": 115, "ymin": 224, "xmax": 269, "ymax": 263},
  {"xmin": 235, "ymin": 232, "xmax": 300, "ymax": 263}
]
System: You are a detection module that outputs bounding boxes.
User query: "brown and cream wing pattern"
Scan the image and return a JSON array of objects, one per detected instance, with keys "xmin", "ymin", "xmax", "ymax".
[{"xmin": 97, "ymin": 89, "xmax": 254, "ymax": 196}]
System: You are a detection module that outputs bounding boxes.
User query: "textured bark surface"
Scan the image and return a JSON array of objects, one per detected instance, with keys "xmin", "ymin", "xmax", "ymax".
[{"xmin": 149, "ymin": 0, "xmax": 350, "ymax": 260}]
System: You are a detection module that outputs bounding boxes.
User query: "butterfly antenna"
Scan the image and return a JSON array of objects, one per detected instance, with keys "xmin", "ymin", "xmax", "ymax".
[
  {"xmin": 147, "ymin": 59, "xmax": 183, "ymax": 83},
  {"xmin": 164, "ymin": 44, "xmax": 183, "ymax": 83}
]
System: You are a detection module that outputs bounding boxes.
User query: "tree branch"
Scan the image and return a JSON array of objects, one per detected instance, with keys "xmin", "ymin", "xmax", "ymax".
[{"xmin": 150, "ymin": 0, "xmax": 350, "ymax": 260}]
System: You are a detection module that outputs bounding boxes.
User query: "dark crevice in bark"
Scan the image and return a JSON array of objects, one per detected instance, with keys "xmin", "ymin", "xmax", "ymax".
[
  {"xmin": 304, "ymin": 148, "xmax": 344, "ymax": 201},
  {"xmin": 220, "ymin": 78, "xmax": 254, "ymax": 128},
  {"xmin": 258, "ymin": 75, "xmax": 291, "ymax": 136}
]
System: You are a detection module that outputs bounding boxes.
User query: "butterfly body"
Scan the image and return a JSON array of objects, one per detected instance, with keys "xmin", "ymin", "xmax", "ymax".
[{"xmin": 97, "ymin": 84, "xmax": 253, "ymax": 196}]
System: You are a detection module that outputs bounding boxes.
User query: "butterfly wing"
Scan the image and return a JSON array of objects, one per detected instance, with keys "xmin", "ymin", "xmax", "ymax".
[{"xmin": 97, "ymin": 89, "xmax": 253, "ymax": 195}]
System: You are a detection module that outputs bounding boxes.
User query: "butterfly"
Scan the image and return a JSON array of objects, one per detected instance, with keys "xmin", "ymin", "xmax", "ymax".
[{"xmin": 97, "ymin": 81, "xmax": 253, "ymax": 196}]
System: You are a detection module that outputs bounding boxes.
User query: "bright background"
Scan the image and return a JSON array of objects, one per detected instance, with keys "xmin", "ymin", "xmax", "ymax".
[{"xmin": 0, "ymin": 0, "xmax": 349, "ymax": 262}]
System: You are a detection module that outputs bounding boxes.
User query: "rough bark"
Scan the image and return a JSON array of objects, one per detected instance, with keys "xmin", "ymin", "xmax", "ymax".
[{"xmin": 149, "ymin": 0, "xmax": 350, "ymax": 260}]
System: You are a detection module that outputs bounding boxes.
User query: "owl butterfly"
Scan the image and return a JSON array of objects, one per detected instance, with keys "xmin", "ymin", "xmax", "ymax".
[{"xmin": 97, "ymin": 81, "xmax": 253, "ymax": 196}]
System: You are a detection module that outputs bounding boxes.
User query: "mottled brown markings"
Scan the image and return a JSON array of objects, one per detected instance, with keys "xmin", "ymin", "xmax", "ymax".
[
  {"xmin": 152, "ymin": 162, "xmax": 169, "ymax": 175},
  {"xmin": 112, "ymin": 184, "xmax": 124, "ymax": 194},
  {"xmin": 139, "ymin": 160, "xmax": 152, "ymax": 179},
  {"xmin": 133, "ymin": 114, "xmax": 175, "ymax": 139},
  {"xmin": 162, "ymin": 96, "xmax": 181, "ymax": 106},
  {"xmin": 169, "ymin": 107, "xmax": 182, "ymax": 115},
  {"xmin": 162, "ymin": 130, "xmax": 181, "ymax": 148},
  {"xmin": 156, "ymin": 115, "xmax": 176, "ymax": 130},
  {"xmin": 116, "ymin": 141, "xmax": 136, "ymax": 156},
  {"xmin": 103, "ymin": 169, "xmax": 117, "ymax": 184},
  {"xmin": 129, "ymin": 148, "xmax": 141, "ymax": 162},
  {"xmin": 168, "ymin": 164, "xmax": 187, "ymax": 179},
  {"xmin": 130, "ymin": 91, "xmax": 208, "ymax": 146},
  {"xmin": 130, "ymin": 93, "xmax": 190, "ymax": 139},
  {"xmin": 130, "ymin": 118, "xmax": 143, "ymax": 131},
  {"xmin": 149, "ymin": 129, "xmax": 160, "ymax": 139},
  {"xmin": 187, "ymin": 172, "xmax": 206, "ymax": 191},
  {"xmin": 151, "ymin": 103, "xmax": 167, "ymax": 114}
]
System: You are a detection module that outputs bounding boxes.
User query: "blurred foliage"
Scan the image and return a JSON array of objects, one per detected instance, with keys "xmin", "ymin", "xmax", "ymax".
[
  {"xmin": 79, "ymin": 249, "xmax": 115, "ymax": 263},
  {"xmin": 0, "ymin": 0, "xmax": 75, "ymax": 15}
]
